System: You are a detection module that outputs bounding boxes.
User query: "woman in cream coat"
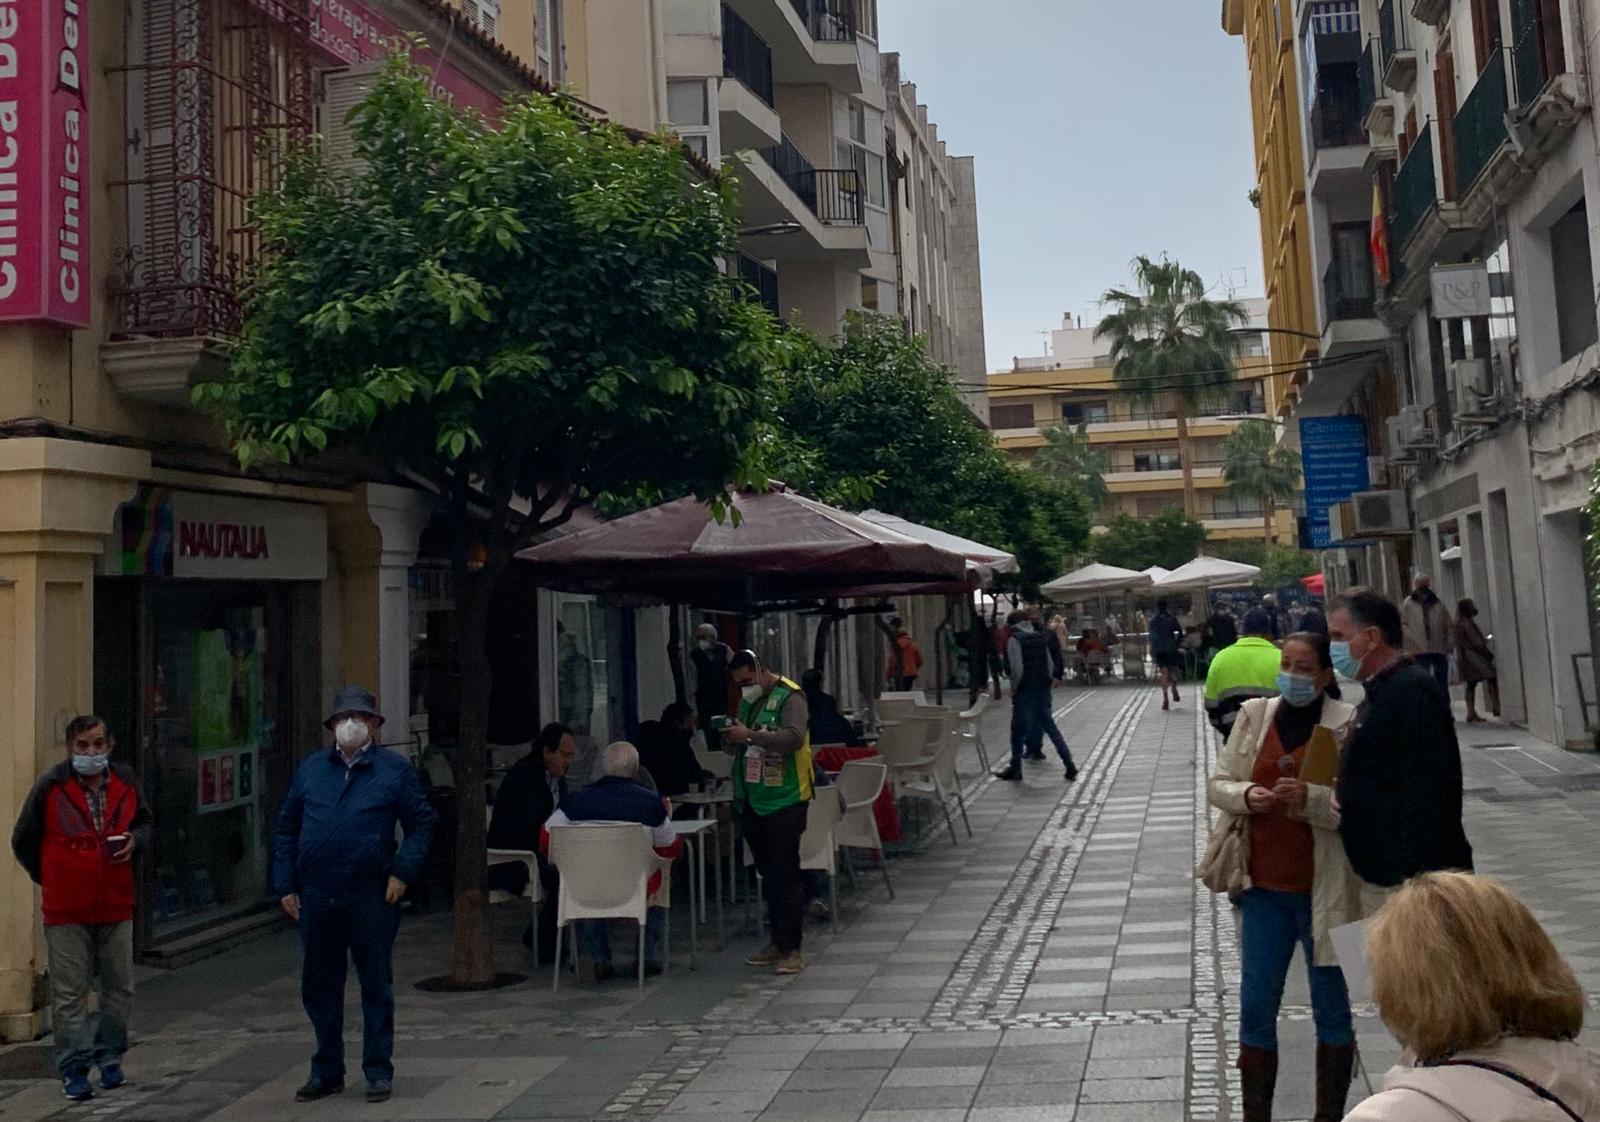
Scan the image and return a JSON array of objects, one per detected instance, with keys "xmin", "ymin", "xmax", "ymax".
[{"xmin": 1207, "ymin": 630, "xmax": 1364, "ymax": 1122}]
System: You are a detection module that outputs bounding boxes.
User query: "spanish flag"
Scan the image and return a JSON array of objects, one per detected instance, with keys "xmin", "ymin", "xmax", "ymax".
[{"xmin": 1371, "ymin": 180, "xmax": 1391, "ymax": 288}]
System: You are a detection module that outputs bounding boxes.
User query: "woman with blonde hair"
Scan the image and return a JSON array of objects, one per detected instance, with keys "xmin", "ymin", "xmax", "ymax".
[
  {"xmin": 1205, "ymin": 631, "xmax": 1363, "ymax": 1122},
  {"xmin": 1347, "ymin": 872, "xmax": 1600, "ymax": 1121}
]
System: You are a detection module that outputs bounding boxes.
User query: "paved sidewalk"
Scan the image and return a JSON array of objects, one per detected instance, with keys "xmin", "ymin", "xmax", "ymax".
[{"xmin": 1, "ymin": 685, "xmax": 1596, "ymax": 1121}]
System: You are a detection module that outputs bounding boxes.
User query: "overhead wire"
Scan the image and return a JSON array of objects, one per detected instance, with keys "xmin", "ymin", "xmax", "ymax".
[{"xmin": 958, "ymin": 348, "xmax": 1381, "ymax": 394}]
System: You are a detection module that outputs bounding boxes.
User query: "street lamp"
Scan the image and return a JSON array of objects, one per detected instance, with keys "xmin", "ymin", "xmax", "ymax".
[{"xmin": 1230, "ymin": 325, "xmax": 1322, "ymax": 342}]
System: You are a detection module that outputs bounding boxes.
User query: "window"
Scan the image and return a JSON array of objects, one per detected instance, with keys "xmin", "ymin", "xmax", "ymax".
[
  {"xmin": 990, "ymin": 403, "xmax": 1035, "ymax": 430},
  {"xmin": 1137, "ymin": 496, "xmax": 1185, "ymax": 517},
  {"xmin": 667, "ymin": 80, "xmax": 715, "ymax": 162},
  {"xmin": 534, "ymin": 0, "xmax": 560, "ymax": 82},
  {"xmin": 1134, "ymin": 450, "xmax": 1182, "ymax": 472},
  {"xmin": 837, "ymin": 100, "xmax": 886, "ymax": 208},
  {"xmin": 461, "ymin": 0, "xmax": 500, "ymax": 38},
  {"xmin": 1063, "ymin": 401, "xmax": 1110, "ymax": 425},
  {"xmin": 1211, "ymin": 494, "xmax": 1266, "ymax": 519},
  {"xmin": 1552, "ymin": 199, "xmax": 1597, "ymax": 362},
  {"xmin": 860, "ymin": 276, "xmax": 879, "ymax": 311}
]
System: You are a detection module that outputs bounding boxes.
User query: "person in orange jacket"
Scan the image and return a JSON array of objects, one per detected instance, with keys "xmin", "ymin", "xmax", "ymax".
[{"xmin": 885, "ymin": 617, "xmax": 924, "ymax": 690}]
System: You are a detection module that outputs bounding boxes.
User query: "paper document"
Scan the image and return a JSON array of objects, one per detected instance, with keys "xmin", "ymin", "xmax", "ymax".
[
  {"xmin": 1299, "ymin": 725, "xmax": 1340, "ymax": 787},
  {"xmin": 1330, "ymin": 920, "xmax": 1373, "ymax": 1002}
]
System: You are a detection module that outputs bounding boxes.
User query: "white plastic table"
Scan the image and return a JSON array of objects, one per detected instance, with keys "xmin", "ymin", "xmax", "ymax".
[{"xmin": 674, "ymin": 817, "xmax": 725, "ymax": 965}]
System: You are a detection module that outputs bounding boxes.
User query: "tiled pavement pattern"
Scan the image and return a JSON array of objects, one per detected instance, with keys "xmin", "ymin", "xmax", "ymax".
[{"xmin": 3, "ymin": 686, "xmax": 1600, "ymax": 1122}]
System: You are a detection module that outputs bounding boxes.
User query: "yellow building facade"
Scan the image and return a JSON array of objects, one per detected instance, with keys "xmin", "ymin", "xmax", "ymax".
[
  {"xmin": 0, "ymin": 0, "xmax": 553, "ymax": 1042},
  {"xmin": 1223, "ymin": 0, "xmax": 1321, "ymax": 418}
]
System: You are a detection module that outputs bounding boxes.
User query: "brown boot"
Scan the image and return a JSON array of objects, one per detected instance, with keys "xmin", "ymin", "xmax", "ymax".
[
  {"xmin": 1315, "ymin": 1041, "xmax": 1357, "ymax": 1122},
  {"xmin": 1238, "ymin": 1045, "xmax": 1278, "ymax": 1122}
]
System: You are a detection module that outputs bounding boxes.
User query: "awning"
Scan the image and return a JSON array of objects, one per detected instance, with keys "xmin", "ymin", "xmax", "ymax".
[
  {"xmin": 858, "ymin": 510, "xmax": 1017, "ymax": 585},
  {"xmin": 1040, "ymin": 563, "xmax": 1154, "ymax": 599},
  {"xmin": 1153, "ymin": 555, "xmax": 1263, "ymax": 592}
]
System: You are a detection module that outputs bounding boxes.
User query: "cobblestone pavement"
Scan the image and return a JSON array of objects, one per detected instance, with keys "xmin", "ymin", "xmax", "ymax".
[{"xmin": 2, "ymin": 685, "xmax": 1598, "ymax": 1121}]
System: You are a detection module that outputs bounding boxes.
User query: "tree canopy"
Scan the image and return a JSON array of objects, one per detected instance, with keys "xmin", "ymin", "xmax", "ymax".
[
  {"xmin": 198, "ymin": 55, "xmax": 778, "ymax": 985},
  {"xmin": 1032, "ymin": 422, "xmax": 1109, "ymax": 510},
  {"xmin": 1091, "ymin": 509, "xmax": 1208, "ymax": 571},
  {"xmin": 763, "ymin": 313, "xmax": 1090, "ymax": 591},
  {"xmin": 1221, "ymin": 419, "xmax": 1303, "ymax": 543}
]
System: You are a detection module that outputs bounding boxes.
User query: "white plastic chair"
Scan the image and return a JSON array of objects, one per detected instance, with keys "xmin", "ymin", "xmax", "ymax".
[
  {"xmin": 799, "ymin": 791, "xmax": 844, "ymax": 935},
  {"xmin": 957, "ymin": 693, "xmax": 992, "ymax": 772},
  {"xmin": 890, "ymin": 724, "xmax": 971, "ymax": 846},
  {"xmin": 834, "ymin": 760, "xmax": 894, "ymax": 898},
  {"xmin": 547, "ymin": 823, "xmax": 664, "ymax": 992},
  {"xmin": 484, "ymin": 805, "xmax": 547, "ymax": 964}
]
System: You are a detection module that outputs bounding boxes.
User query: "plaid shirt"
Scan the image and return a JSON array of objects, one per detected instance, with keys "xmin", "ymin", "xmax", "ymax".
[{"xmin": 76, "ymin": 776, "xmax": 107, "ymax": 835}]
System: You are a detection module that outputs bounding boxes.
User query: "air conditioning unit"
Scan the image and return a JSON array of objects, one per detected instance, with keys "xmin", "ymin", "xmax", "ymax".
[
  {"xmin": 1385, "ymin": 416, "xmax": 1419, "ymax": 464},
  {"xmin": 1327, "ymin": 501, "xmax": 1356, "ymax": 542},
  {"xmin": 1399, "ymin": 404, "xmax": 1436, "ymax": 450},
  {"xmin": 1453, "ymin": 358, "xmax": 1498, "ymax": 423},
  {"xmin": 1351, "ymin": 489, "xmax": 1410, "ymax": 536}
]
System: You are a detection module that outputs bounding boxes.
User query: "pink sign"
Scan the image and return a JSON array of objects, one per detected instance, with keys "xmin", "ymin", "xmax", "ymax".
[
  {"xmin": 308, "ymin": 0, "xmax": 510, "ymax": 118},
  {"xmin": 0, "ymin": 0, "xmax": 90, "ymax": 328}
]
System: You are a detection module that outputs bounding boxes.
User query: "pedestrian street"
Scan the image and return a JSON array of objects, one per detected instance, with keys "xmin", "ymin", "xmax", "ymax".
[{"xmin": 2, "ymin": 685, "xmax": 1598, "ymax": 1122}]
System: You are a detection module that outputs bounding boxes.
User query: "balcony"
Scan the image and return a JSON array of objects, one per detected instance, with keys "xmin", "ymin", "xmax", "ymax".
[
  {"xmin": 1390, "ymin": 122, "xmax": 1437, "ymax": 255},
  {"xmin": 1320, "ymin": 253, "xmax": 1387, "ymax": 362},
  {"xmin": 737, "ymin": 254, "xmax": 781, "ymax": 319},
  {"xmin": 1453, "ymin": 52, "xmax": 1511, "ymax": 200},
  {"xmin": 1379, "ymin": 0, "xmax": 1416, "ymax": 90},
  {"xmin": 760, "ymin": 136, "xmax": 864, "ymax": 225},
  {"xmin": 1360, "ymin": 38, "xmax": 1395, "ymax": 136},
  {"xmin": 737, "ymin": 134, "xmax": 869, "ymax": 268},
  {"xmin": 1310, "ymin": 75, "xmax": 1365, "ymax": 149},
  {"xmin": 1508, "ymin": 6, "xmax": 1585, "ymax": 166},
  {"xmin": 720, "ymin": 5, "xmax": 781, "ymax": 150},
  {"xmin": 1308, "ymin": 58, "xmax": 1369, "ymax": 198},
  {"xmin": 1410, "ymin": 0, "xmax": 1448, "ymax": 27},
  {"xmin": 723, "ymin": 0, "xmax": 873, "ymax": 96}
]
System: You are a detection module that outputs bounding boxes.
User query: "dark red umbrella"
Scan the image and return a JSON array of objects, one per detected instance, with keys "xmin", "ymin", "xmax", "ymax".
[{"xmin": 515, "ymin": 485, "xmax": 969, "ymax": 608}]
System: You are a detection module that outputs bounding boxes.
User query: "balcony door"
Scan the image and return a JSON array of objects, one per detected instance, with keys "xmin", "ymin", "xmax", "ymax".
[{"xmin": 1435, "ymin": 41, "xmax": 1460, "ymax": 200}]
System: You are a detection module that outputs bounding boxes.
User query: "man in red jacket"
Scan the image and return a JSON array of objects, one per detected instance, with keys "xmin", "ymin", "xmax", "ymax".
[{"xmin": 11, "ymin": 716, "xmax": 153, "ymax": 1103}]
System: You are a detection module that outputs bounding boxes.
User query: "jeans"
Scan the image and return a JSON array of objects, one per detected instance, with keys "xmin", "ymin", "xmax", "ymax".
[
  {"xmin": 298, "ymin": 891, "xmax": 402, "ymax": 1085},
  {"xmin": 44, "ymin": 922, "xmax": 133, "ymax": 1078},
  {"xmin": 1238, "ymin": 889, "xmax": 1353, "ymax": 1050},
  {"xmin": 740, "ymin": 802, "xmax": 808, "ymax": 954},
  {"xmin": 1416, "ymin": 652, "xmax": 1450, "ymax": 692},
  {"xmin": 1010, "ymin": 688, "xmax": 1074, "ymax": 771},
  {"xmin": 580, "ymin": 908, "xmax": 667, "ymax": 967}
]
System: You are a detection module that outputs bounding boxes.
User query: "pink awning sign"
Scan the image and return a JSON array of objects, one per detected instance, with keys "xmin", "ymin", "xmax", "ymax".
[{"xmin": 0, "ymin": 0, "xmax": 91, "ymax": 328}]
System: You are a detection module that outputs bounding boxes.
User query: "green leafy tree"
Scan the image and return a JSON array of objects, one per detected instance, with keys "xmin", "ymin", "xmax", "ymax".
[
  {"xmin": 197, "ymin": 56, "xmax": 776, "ymax": 985},
  {"xmin": 1095, "ymin": 255, "xmax": 1249, "ymax": 517},
  {"xmin": 1091, "ymin": 509, "xmax": 1209, "ymax": 571},
  {"xmin": 765, "ymin": 313, "xmax": 1089, "ymax": 590},
  {"xmin": 1032, "ymin": 422, "xmax": 1110, "ymax": 511},
  {"xmin": 1221, "ymin": 419, "xmax": 1303, "ymax": 544},
  {"xmin": 1260, "ymin": 545, "xmax": 1321, "ymax": 591}
]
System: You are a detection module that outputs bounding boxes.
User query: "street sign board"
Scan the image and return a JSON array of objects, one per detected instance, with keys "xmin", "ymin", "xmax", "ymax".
[{"xmin": 1300, "ymin": 416, "xmax": 1370, "ymax": 549}]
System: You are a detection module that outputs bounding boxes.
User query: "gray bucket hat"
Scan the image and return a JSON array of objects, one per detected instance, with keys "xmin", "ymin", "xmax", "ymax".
[{"xmin": 325, "ymin": 684, "xmax": 384, "ymax": 730}]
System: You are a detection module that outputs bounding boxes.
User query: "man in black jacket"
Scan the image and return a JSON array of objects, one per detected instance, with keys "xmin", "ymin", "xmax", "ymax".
[
  {"xmin": 1328, "ymin": 590, "xmax": 1473, "ymax": 904},
  {"xmin": 486, "ymin": 723, "xmax": 574, "ymax": 959}
]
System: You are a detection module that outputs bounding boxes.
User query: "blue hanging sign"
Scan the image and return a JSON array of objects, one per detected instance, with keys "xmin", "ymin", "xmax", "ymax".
[{"xmin": 1299, "ymin": 416, "xmax": 1371, "ymax": 549}]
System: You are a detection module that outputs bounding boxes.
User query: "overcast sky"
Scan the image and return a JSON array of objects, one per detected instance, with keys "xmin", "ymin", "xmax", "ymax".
[{"xmin": 877, "ymin": 0, "xmax": 1264, "ymax": 372}]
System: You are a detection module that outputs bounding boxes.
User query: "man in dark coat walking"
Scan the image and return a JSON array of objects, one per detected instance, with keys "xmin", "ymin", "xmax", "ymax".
[{"xmin": 273, "ymin": 686, "xmax": 436, "ymax": 1105}]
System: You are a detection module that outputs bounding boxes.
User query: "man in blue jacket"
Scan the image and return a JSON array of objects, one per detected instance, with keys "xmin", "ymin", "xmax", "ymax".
[{"xmin": 272, "ymin": 686, "xmax": 436, "ymax": 1105}]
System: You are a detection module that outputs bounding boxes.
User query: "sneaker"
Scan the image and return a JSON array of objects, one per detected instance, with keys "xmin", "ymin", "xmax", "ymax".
[
  {"xmin": 62, "ymin": 1073, "xmax": 94, "ymax": 1102},
  {"xmin": 806, "ymin": 899, "xmax": 833, "ymax": 922},
  {"xmin": 774, "ymin": 952, "xmax": 806, "ymax": 975},
  {"xmin": 99, "ymin": 1063, "xmax": 127, "ymax": 1090},
  {"xmin": 746, "ymin": 945, "xmax": 783, "ymax": 967},
  {"xmin": 366, "ymin": 1079, "xmax": 392, "ymax": 1104},
  {"xmin": 294, "ymin": 1077, "xmax": 345, "ymax": 1102},
  {"xmin": 1162, "ymin": 697, "xmax": 1170, "ymax": 711},
  {"xmin": 1172, "ymin": 688, "xmax": 1181, "ymax": 702},
  {"xmin": 1064, "ymin": 763, "xmax": 1079, "ymax": 782},
  {"xmin": 992, "ymin": 766, "xmax": 1022, "ymax": 781}
]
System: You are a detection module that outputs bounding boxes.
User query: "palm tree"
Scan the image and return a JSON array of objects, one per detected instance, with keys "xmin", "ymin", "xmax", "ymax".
[
  {"xmin": 1032, "ymin": 422, "xmax": 1110, "ymax": 512},
  {"xmin": 1222, "ymin": 418, "xmax": 1303, "ymax": 544},
  {"xmin": 1094, "ymin": 256, "xmax": 1249, "ymax": 518}
]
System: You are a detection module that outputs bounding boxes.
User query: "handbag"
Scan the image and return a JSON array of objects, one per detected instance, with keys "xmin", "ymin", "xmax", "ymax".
[{"xmin": 1196, "ymin": 811, "xmax": 1249, "ymax": 895}]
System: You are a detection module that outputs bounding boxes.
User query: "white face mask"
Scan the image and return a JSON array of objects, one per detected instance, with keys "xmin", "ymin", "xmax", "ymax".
[
  {"xmin": 334, "ymin": 717, "xmax": 371, "ymax": 751},
  {"xmin": 697, "ymin": 638, "xmax": 712, "ymax": 650},
  {"xmin": 740, "ymin": 683, "xmax": 764, "ymax": 703}
]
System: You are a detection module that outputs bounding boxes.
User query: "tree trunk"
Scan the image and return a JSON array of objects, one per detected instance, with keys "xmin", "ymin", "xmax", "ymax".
[
  {"xmin": 1175, "ymin": 406, "xmax": 1196, "ymax": 519},
  {"xmin": 667, "ymin": 605, "xmax": 687, "ymax": 705},
  {"xmin": 1262, "ymin": 501, "xmax": 1275, "ymax": 547},
  {"xmin": 450, "ymin": 556, "xmax": 499, "ymax": 987}
]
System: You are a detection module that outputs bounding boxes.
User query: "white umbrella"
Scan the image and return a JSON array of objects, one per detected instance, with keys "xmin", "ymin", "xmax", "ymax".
[
  {"xmin": 1142, "ymin": 566, "xmax": 1172, "ymax": 583},
  {"xmin": 1154, "ymin": 555, "xmax": 1263, "ymax": 592},
  {"xmin": 1040, "ymin": 562, "xmax": 1153, "ymax": 599},
  {"xmin": 859, "ymin": 510, "xmax": 1017, "ymax": 584}
]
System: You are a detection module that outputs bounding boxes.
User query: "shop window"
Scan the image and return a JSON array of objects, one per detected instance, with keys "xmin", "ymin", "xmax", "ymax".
[
  {"xmin": 1552, "ymin": 199, "xmax": 1597, "ymax": 362},
  {"xmin": 552, "ymin": 595, "xmax": 635, "ymax": 776}
]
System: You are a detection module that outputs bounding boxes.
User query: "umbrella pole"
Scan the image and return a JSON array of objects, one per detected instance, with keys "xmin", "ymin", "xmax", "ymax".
[{"xmin": 667, "ymin": 604, "xmax": 687, "ymax": 706}]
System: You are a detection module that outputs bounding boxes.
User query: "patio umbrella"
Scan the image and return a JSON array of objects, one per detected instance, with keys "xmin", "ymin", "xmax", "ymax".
[
  {"xmin": 1300, "ymin": 572, "xmax": 1326, "ymax": 596},
  {"xmin": 1142, "ymin": 566, "xmax": 1172, "ymax": 583},
  {"xmin": 514, "ymin": 484, "xmax": 970, "ymax": 608},
  {"xmin": 1153, "ymin": 555, "xmax": 1263, "ymax": 592},
  {"xmin": 858, "ymin": 510, "xmax": 1017, "ymax": 585},
  {"xmin": 1039, "ymin": 563, "xmax": 1153, "ymax": 599}
]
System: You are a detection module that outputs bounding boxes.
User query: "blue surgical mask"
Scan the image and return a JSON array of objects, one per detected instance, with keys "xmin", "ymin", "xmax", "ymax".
[
  {"xmin": 1330, "ymin": 640, "xmax": 1363, "ymax": 680},
  {"xmin": 71, "ymin": 753, "xmax": 110, "ymax": 776},
  {"xmin": 1277, "ymin": 671, "xmax": 1321, "ymax": 707}
]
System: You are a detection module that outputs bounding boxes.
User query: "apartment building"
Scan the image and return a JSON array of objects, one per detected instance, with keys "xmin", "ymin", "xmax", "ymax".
[
  {"xmin": 986, "ymin": 299, "xmax": 1295, "ymax": 543},
  {"xmin": 1224, "ymin": 0, "xmax": 1599, "ymax": 748}
]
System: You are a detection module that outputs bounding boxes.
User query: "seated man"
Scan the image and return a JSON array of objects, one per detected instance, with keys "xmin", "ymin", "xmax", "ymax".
[
  {"xmin": 801, "ymin": 669, "xmax": 859, "ymax": 747},
  {"xmin": 1076, "ymin": 629, "xmax": 1110, "ymax": 683},
  {"xmin": 487, "ymin": 723, "xmax": 575, "ymax": 961},
  {"xmin": 635, "ymin": 702, "xmax": 713, "ymax": 798},
  {"xmin": 542, "ymin": 742, "xmax": 682, "ymax": 980}
]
